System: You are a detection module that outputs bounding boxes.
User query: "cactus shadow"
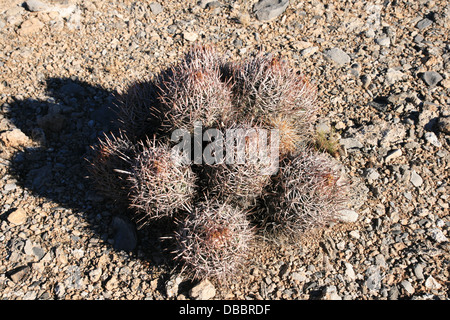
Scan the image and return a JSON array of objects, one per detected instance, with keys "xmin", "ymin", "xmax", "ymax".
[{"xmin": 4, "ymin": 77, "xmax": 174, "ymax": 273}]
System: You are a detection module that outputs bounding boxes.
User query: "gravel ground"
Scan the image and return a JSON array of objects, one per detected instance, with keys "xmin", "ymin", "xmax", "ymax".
[{"xmin": 0, "ymin": 0, "xmax": 448, "ymax": 300}]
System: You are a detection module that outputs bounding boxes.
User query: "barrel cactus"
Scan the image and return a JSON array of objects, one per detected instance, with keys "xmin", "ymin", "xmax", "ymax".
[
  {"xmin": 174, "ymin": 200, "xmax": 254, "ymax": 281},
  {"xmin": 88, "ymin": 45, "xmax": 350, "ymax": 281}
]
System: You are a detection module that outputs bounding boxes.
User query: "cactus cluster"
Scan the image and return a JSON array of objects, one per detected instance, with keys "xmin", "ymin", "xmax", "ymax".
[{"xmin": 88, "ymin": 45, "xmax": 349, "ymax": 282}]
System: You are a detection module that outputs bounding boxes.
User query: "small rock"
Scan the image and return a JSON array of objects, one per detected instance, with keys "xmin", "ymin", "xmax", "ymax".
[
  {"xmin": 385, "ymin": 149, "xmax": 402, "ymax": 162},
  {"xmin": 105, "ymin": 276, "xmax": 119, "ymax": 291},
  {"xmin": 375, "ymin": 36, "xmax": 390, "ymax": 46},
  {"xmin": 349, "ymin": 230, "xmax": 360, "ymax": 239},
  {"xmin": 149, "ymin": 2, "xmax": 163, "ymax": 15},
  {"xmin": 437, "ymin": 117, "xmax": 450, "ymax": 134},
  {"xmin": 198, "ymin": 0, "xmax": 212, "ymax": 9},
  {"xmin": 18, "ymin": 18, "xmax": 44, "ymax": 36},
  {"xmin": 422, "ymin": 71, "xmax": 443, "ymax": 87},
  {"xmin": 24, "ymin": 240, "xmax": 46, "ymax": 261},
  {"xmin": 189, "ymin": 279, "xmax": 216, "ymax": 300},
  {"xmin": 111, "ymin": 215, "xmax": 137, "ymax": 252},
  {"xmin": 205, "ymin": 1, "xmax": 221, "ymax": 10},
  {"xmin": 8, "ymin": 265, "xmax": 30, "ymax": 283},
  {"xmin": 66, "ymin": 10, "xmax": 82, "ymax": 30},
  {"xmin": 183, "ymin": 32, "xmax": 198, "ymax": 42},
  {"xmin": 291, "ymin": 272, "xmax": 307, "ymax": 282},
  {"xmin": 429, "ymin": 228, "xmax": 448, "ymax": 243},
  {"xmin": 365, "ymin": 266, "xmax": 381, "ymax": 291},
  {"xmin": 335, "ymin": 121, "xmax": 346, "ymax": 130},
  {"xmin": 339, "ymin": 138, "xmax": 363, "ymax": 149},
  {"xmin": 414, "ymin": 34, "xmax": 424, "ymax": 43},
  {"xmin": 441, "ymin": 78, "xmax": 450, "ymax": 89},
  {"xmin": 54, "ymin": 4, "xmax": 77, "ymax": 19},
  {"xmin": 344, "ymin": 263, "xmax": 356, "ymax": 280},
  {"xmin": 89, "ymin": 268, "xmax": 103, "ymax": 283},
  {"xmin": 54, "ymin": 283, "xmax": 65, "ymax": 297},
  {"xmin": 424, "ymin": 132, "xmax": 441, "ymax": 147},
  {"xmin": 424, "ymin": 276, "xmax": 442, "ymax": 290},
  {"xmin": 324, "ymin": 48, "xmax": 351, "ymax": 66},
  {"xmin": 4, "ymin": 183, "xmax": 17, "ymax": 192},
  {"xmin": 37, "ymin": 113, "xmax": 67, "ymax": 133},
  {"xmin": 385, "ymin": 68, "xmax": 405, "ymax": 85},
  {"xmin": 4, "ymin": 7, "xmax": 25, "ymax": 25},
  {"xmin": 300, "ymin": 46, "xmax": 318, "ymax": 57},
  {"xmin": 237, "ymin": 12, "xmax": 251, "ymax": 26},
  {"xmin": 0, "ymin": 128, "xmax": 31, "ymax": 148},
  {"xmin": 414, "ymin": 264, "xmax": 424, "ymax": 280},
  {"xmin": 419, "ymin": 103, "xmax": 439, "ymax": 131},
  {"xmin": 364, "ymin": 168, "xmax": 380, "ymax": 181},
  {"xmin": 365, "ymin": 28, "xmax": 376, "ymax": 38},
  {"xmin": 29, "ymin": 164, "xmax": 52, "ymax": 190},
  {"xmin": 166, "ymin": 274, "xmax": 183, "ymax": 298},
  {"xmin": 410, "ymin": 170, "xmax": 423, "ymax": 187},
  {"xmin": 416, "ymin": 18, "xmax": 433, "ymax": 30},
  {"xmin": 388, "ymin": 286, "xmax": 399, "ymax": 300},
  {"xmin": 7, "ymin": 208, "xmax": 27, "ymax": 225},
  {"xmin": 321, "ymin": 285, "xmax": 342, "ymax": 300},
  {"xmin": 375, "ymin": 254, "xmax": 387, "ymax": 269},
  {"xmin": 401, "ymin": 280, "xmax": 415, "ymax": 294},
  {"xmin": 338, "ymin": 209, "xmax": 358, "ymax": 223},
  {"xmin": 25, "ymin": 0, "xmax": 50, "ymax": 12},
  {"xmin": 361, "ymin": 74, "xmax": 372, "ymax": 89},
  {"xmin": 60, "ymin": 82, "xmax": 86, "ymax": 97},
  {"xmin": 253, "ymin": 0, "xmax": 290, "ymax": 22}
]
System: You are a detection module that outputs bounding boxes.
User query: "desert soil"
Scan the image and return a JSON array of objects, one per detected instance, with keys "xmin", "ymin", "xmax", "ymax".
[{"xmin": 0, "ymin": 0, "xmax": 448, "ymax": 300}]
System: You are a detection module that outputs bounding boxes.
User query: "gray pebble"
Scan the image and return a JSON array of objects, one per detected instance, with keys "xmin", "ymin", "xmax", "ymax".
[
  {"xmin": 414, "ymin": 34, "xmax": 424, "ymax": 43},
  {"xmin": 4, "ymin": 183, "xmax": 17, "ymax": 191},
  {"xmin": 149, "ymin": 2, "xmax": 163, "ymax": 15},
  {"xmin": 388, "ymin": 286, "xmax": 399, "ymax": 300},
  {"xmin": 111, "ymin": 215, "xmax": 137, "ymax": 252},
  {"xmin": 25, "ymin": 0, "xmax": 50, "ymax": 12},
  {"xmin": 416, "ymin": 18, "xmax": 433, "ymax": 30},
  {"xmin": 365, "ymin": 266, "xmax": 381, "ymax": 291},
  {"xmin": 424, "ymin": 132, "xmax": 442, "ymax": 147},
  {"xmin": 422, "ymin": 71, "xmax": 443, "ymax": 87},
  {"xmin": 339, "ymin": 137, "xmax": 363, "ymax": 149},
  {"xmin": 253, "ymin": 0, "xmax": 290, "ymax": 22},
  {"xmin": 401, "ymin": 280, "xmax": 415, "ymax": 294},
  {"xmin": 205, "ymin": 1, "xmax": 222, "ymax": 10},
  {"xmin": 376, "ymin": 37, "xmax": 390, "ymax": 46},
  {"xmin": 414, "ymin": 264, "xmax": 424, "ymax": 280},
  {"xmin": 324, "ymin": 48, "xmax": 351, "ymax": 66},
  {"xmin": 410, "ymin": 170, "xmax": 423, "ymax": 187},
  {"xmin": 437, "ymin": 117, "xmax": 450, "ymax": 134}
]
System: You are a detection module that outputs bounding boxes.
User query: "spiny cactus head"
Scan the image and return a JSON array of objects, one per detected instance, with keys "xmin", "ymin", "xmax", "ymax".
[
  {"xmin": 200, "ymin": 122, "xmax": 276, "ymax": 208},
  {"xmin": 115, "ymin": 79, "xmax": 165, "ymax": 141},
  {"xmin": 229, "ymin": 53, "xmax": 319, "ymax": 142},
  {"xmin": 88, "ymin": 131, "xmax": 136, "ymax": 203},
  {"xmin": 259, "ymin": 148, "xmax": 349, "ymax": 241},
  {"xmin": 127, "ymin": 139, "xmax": 196, "ymax": 227},
  {"xmin": 174, "ymin": 200, "xmax": 254, "ymax": 282},
  {"xmin": 157, "ymin": 46, "xmax": 234, "ymax": 133}
]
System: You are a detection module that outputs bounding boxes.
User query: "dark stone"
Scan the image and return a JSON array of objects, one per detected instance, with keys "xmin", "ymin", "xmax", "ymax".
[
  {"xmin": 111, "ymin": 215, "xmax": 137, "ymax": 252},
  {"xmin": 60, "ymin": 82, "xmax": 86, "ymax": 97}
]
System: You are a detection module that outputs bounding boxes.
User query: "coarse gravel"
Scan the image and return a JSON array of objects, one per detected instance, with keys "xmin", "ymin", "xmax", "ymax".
[{"xmin": 0, "ymin": 0, "xmax": 448, "ymax": 300}]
